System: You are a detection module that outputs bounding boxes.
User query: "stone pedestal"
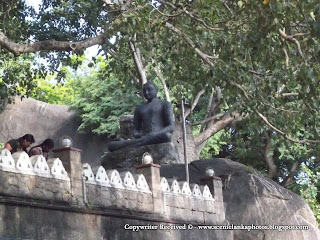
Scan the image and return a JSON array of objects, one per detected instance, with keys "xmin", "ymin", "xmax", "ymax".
[
  {"xmin": 135, "ymin": 163, "xmax": 163, "ymax": 214},
  {"xmin": 119, "ymin": 115, "xmax": 134, "ymax": 139},
  {"xmin": 102, "ymin": 142, "xmax": 180, "ymax": 170},
  {"xmin": 200, "ymin": 176, "xmax": 225, "ymax": 223},
  {"xmin": 53, "ymin": 147, "xmax": 83, "ymax": 202}
]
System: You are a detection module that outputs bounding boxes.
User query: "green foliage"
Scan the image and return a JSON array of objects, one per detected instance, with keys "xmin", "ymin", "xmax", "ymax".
[
  {"xmin": 290, "ymin": 164, "xmax": 320, "ymax": 226},
  {"xmin": 30, "ymin": 75, "xmax": 75, "ymax": 105},
  {"xmin": 0, "ymin": 1, "xmax": 41, "ymax": 104},
  {"xmin": 0, "ymin": 54, "xmax": 40, "ymax": 106},
  {"xmin": 69, "ymin": 58, "xmax": 141, "ymax": 137},
  {"xmin": 0, "ymin": 0, "xmax": 34, "ymax": 41}
]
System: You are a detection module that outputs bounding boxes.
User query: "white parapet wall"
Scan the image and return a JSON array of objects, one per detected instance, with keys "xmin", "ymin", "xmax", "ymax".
[
  {"xmin": 0, "ymin": 149, "xmax": 71, "ymax": 202},
  {"xmin": 0, "ymin": 149, "xmax": 70, "ymax": 180},
  {"xmin": 82, "ymin": 163, "xmax": 220, "ymax": 223},
  {"xmin": 83, "ymin": 164, "xmax": 151, "ymax": 194},
  {"xmin": 159, "ymin": 177, "xmax": 217, "ymax": 222},
  {"xmin": 83, "ymin": 163, "xmax": 153, "ymax": 211},
  {"xmin": 0, "ymin": 149, "xmax": 223, "ymax": 224}
]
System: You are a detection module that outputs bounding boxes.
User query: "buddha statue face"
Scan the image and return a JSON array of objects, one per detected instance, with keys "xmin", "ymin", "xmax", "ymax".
[{"xmin": 143, "ymin": 82, "xmax": 158, "ymax": 102}]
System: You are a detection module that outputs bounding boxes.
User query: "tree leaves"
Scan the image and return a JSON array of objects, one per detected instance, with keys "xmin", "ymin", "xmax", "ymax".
[{"xmin": 69, "ymin": 58, "xmax": 141, "ymax": 137}]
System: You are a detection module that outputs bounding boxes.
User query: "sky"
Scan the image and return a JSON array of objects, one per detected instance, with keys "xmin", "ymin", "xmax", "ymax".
[{"xmin": 25, "ymin": 0, "xmax": 40, "ymax": 12}]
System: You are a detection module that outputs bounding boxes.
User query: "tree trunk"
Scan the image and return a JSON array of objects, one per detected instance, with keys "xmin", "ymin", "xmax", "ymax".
[
  {"xmin": 263, "ymin": 131, "xmax": 278, "ymax": 179},
  {"xmin": 194, "ymin": 113, "xmax": 240, "ymax": 147},
  {"xmin": 282, "ymin": 160, "xmax": 301, "ymax": 187},
  {"xmin": 154, "ymin": 64, "xmax": 171, "ymax": 102},
  {"xmin": 129, "ymin": 38, "xmax": 147, "ymax": 92},
  {"xmin": 184, "ymin": 88, "xmax": 206, "ymax": 118}
]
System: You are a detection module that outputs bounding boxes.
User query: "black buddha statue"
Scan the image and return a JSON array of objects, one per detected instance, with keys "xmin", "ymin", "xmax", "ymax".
[{"xmin": 107, "ymin": 81, "xmax": 175, "ymax": 152}]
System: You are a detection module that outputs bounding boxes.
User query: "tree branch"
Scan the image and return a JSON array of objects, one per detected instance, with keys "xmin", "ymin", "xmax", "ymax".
[
  {"xmin": 183, "ymin": 9, "xmax": 224, "ymax": 31},
  {"xmin": 279, "ymin": 93, "xmax": 299, "ymax": 97},
  {"xmin": 157, "ymin": 0, "xmax": 224, "ymax": 31},
  {"xmin": 200, "ymin": 87, "xmax": 222, "ymax": 133},
  {"xmin": 262, "ymin": 101, "xmax": 299, "ymax": 113},
  {"xmin": 279, "ymin": 29, "xmax": 308, "ymax": 59},
  {"xmin": 101, "ymin": 0, "xmax": 113, "ymax": 5},
  {"xmin": 222, "ymin": 1, "xmax": 234, "ymax": 16},
  {"xmin": 165, "ymin": 22, "xmax": 217, "ymax": 66},
  {"xmin": 129, "ymin": 36, "xmax": 147, "ymax": 87},
  {"xmin": 230, "ymin": 80, "xmax": 317, "ymax": 144},
  {"xmin": 153, "ymin": 7, "xmax": 184, "ymax": 18},
  {"xmin": 191, "ymin": 112, "xmax": 225, "ymax": 126},
  {"xmin": 184, "ymin": 88, "xmax": 205, "ymax": 118},
  {"xmin": 228, "ymin": 80, "xmax": 251, "ymax": 100},
  {"xmin": 0, "ymin": 32, "xmax": 106, "ymax": 55},
  {"xmin": 229, "ymin": 80, "xmax": 317, "ymax": 144},
  {"xmin": 263, "ymin": 131, "xmax": 277, "ymax": 179},
  {"xmin": 103, "ymin": 41, "xmax": 140, "ymax": 83},
  {"xmin": 255, "ymin": 110, "xmax": 320, "ymax": 144},
  {"xmin": 200, "ymin": 87, "xmax": 215, "ymax": 131},
  {"xmin": 282, "ymin": 47, "xmax": 289, "ymax": 67},
  {"xmin": 165, "ymin": 20, "xmax": 318, "ymax": 145},
  {"xmin": 282, "ymin": 159, "xmax": 302, "ymax": 187},
  {"xmin": 194, "ymin": 112, "xmax": 242, "ymax": 146},
  {"xmin": 249, "ymin": 70, "xmax": 272, "ymax": 77},
  {"xmin": 154, "ymin": 63, "xmax": 171, "ymax": 102}
]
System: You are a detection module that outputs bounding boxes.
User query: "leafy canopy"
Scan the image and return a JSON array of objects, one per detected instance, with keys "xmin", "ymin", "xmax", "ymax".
[{"xmin": 69, "ymin": 57, "xmax": 141, "ymax": 137}]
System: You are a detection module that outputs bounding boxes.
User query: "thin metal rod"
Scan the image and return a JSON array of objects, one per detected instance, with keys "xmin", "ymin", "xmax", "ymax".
[{"xmin": 181, "ymin": 97, "xmax": 189, "ymax": 184}]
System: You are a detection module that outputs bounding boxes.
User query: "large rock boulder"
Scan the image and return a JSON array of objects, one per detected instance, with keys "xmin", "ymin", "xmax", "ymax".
[
  {"xmin": 160, "ymin": 158, "xmax": 320, "ymax": 240},
  {"xmin": 0, "ymin": 97, "xmax": 198, "ymax": 167},
  {"xmin": 0, "ymin": 97, "xmax": 110, "ymax": 166}
]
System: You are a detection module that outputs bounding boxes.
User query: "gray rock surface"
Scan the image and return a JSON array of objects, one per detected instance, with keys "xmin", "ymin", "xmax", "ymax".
[
  {"xmin": 0, "ymin": 98, "xmax": 198, "ymax": 167},
  {"xmin": 172, "ymin": 121, "xmax": 198, "ymax": 164},
  {"xmin": 161, "ymin": 158, "xmax": 320, "ymax": 240},
  {"xmin": 0, "ymin": 97, "xmax": 110, "ymax": 166}
]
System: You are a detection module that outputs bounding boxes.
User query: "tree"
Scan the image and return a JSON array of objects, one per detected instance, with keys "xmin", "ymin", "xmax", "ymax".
[
  {"xmin": 0, "ymin": 54, "xmax": 38, "ymax": 107},
  {"xmin": 29, "ymin": 74, "xmax": 75, "ymax": 105},
  {"xmin": 289, "ymin": 164, "xmax": 320, "ymax": 224},
  {"xmin": 69, "ymin": 57, "xmax": 141, "ymax": 137},
  {"xmin": 0, "ymin": 1, "xmax": 45, "ymax": 106},
  {"xmin": 0, "ymin": 0, "xmax": 319, "ymax": 187}
]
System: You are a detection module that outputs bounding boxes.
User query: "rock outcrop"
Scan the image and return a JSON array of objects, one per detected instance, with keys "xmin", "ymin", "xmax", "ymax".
[
  {"xmin": 0, "ymin": 97, "xmax": 109, "ymax": 166},
  {"xmin": 160, "ymin": 158, "xmax": 320, "ymax": 240},
  {"xmin": 0, "ymin": 97, "xmax": 198, "ymax": 166}
]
